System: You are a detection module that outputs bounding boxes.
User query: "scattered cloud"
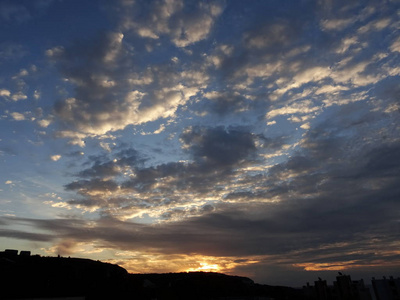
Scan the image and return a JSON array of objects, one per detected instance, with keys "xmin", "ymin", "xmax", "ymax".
[
  {"xmin": 50, "ymin": 31, "xmax": 207, "ymax": 144},
  {"xmin": 0, "ymin": 89, "xmax": 11, "ymax": 97},
  {"xmin": 11, "ymin": 92, "xmax": 27, "ymax": 101},
  {"xmin": 1, "ymin": 0, "xmax": 400, "ymax": 286},
  {"xmin": 0, "ymin": 42, "xmax": 27, "ymax": 63},
  {"xmin": 50, "ymin": 155, "xmax": 62, "ymax": 161},
  {"xmin": 10, "ymin": 112, "xmax": 25, "ymax": 121},
  {"xmin": 119, "ymin": 0, "xmax": 224, "ymax": 47},
  {"xmin": 37, "ymin": 119, "xmax": 52, "ymax": 128},
  {"xmin": 0, "ymin": 1, "xmax": 31, "ymax": 23},
  {"xmin": 320, "ymin": 17, "xmax": 355, "ymax": 31}
]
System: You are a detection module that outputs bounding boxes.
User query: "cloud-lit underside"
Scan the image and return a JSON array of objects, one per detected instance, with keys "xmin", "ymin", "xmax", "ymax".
[{"xmin": 0, "ymin": 0, "xmax": 400, "ymax": 286}]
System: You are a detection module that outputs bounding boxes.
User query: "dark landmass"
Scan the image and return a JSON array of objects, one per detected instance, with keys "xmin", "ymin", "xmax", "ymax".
[{"xmin": 0, "ymin": 250, "xmax": 303, "ymax": 300}]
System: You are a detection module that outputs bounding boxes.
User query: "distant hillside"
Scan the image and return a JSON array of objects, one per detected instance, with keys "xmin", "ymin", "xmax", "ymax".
[
  {"xmin": 0, "ymin": 250, "xmax": 303, "ymax": 300},
  {"xmin": 0, "ymin": 250, "xmax": 128, "ymax": 299},
  {"xmin": 128, "ymin": 272, "xmax": 304, "ymax": 300}
]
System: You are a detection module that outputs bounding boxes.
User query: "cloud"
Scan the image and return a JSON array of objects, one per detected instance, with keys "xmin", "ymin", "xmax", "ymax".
[
  {"xmin": 99, "ymin": 142, "xmax": 113, "ymax": 153},
  {"xmin": 317, "ymin": 1, "xmax": 376, "ymax": 31},
  {"xmin": 244, "ymin": 19, "xmax": 299, "ymax": 50},
  {"xmin": 120, "ymin": 0, "xmax": 224, "ymax": 47},
  {"xmin": 66, "ymin": 151, "xmax": 85, "ymax": 157},
  {"xmin": 53, "ymin": 239, "xmax": 79, "ymax": 256},
  {"xmin": 214, "ymin": 0, "xmax": 399, "ymax": 117},
  {"xmin": 37, "ymin": 118, "xmax": 52, "ymax": 128},
  {"xmin": 77, "ymin": 161, "xmax": 120, "ymax": 179},
  {"xmin": 390, "ymin": 37, "xmax": 400, "ymax": 53},
  {"xmin": 0, "ymin": 0, "xmax": 55, "ymax": 23},
  {"xmin": 1, "ymin": 0, "xmax": 400, "ymax": 286},
  {"xmin": 0, "ymin": 89, "xmax": 11, "ymax": 97},
  {"xmin": 33, "ymin": 90, "xmax": 40, "ymax": 99},
  {"xmin": 11, "ymin": 92, "xmax": 27, "ymax": 101},
  {"xmin": 50, "ymin": 31, "xmax": 207, "ymax": 143},
  {"xmin": 153, "ymin": 124, "xmax": 166, "ymax": 134},
  {"xmin": 54, "ymin": 130, "xmax": 89, "ymax": 147},
  {"xmin": 314, "ymin": 85, "xmax": 349, "ymax": 95},
  {"xmin": 10, "ymin": 112, "xmax": 25, "ymax": 121},
  {"xmin": 12, "ymin": 68, "xmax": 29, "ymax": 79},
  {"xmin": 76, "ymin": 148, "xmax": 143, "ymax": 179},
  {"xmin": 0, "ymin": 43, "xmax": 27, "ymax": 63},
  {"xmin": 202, "ymin": 91, "xmax": 253, "ymax": 115},
  {"xmin": 3, "ymin": 161, "xmax": 400, "ymax": 257},
  {"xmin": 45, "ymin": 46, "xmax": 64, "ymax": 58},
  {"xmin": 50, "ymin": 155, "xmax": 61, "ymax": 161},
  {"xmin": 0, "ymin": 228, "xmax": 53, "ymax": 242},
  {"xmin": 2, "ymin": 114, "xmax": 400, "ymax": 281},
  {"xmin": 357, "ymin": 17, "xmax": 391, "ymax": 34},
  {"xmin": 266, "ymin": 100, "xmax": 321, "ymax": 120},
  {"xmin": 0, "ymin": 1, "xmax": 31, "ymax": 23},
  {"xmin": 42, "ymin": 126, "xmax": 261, "ymax": 221},
  {"xmin": 58, "ymin": 126, "xmax": 281, "ymax": 222},
  {"xmin": 65, "ymin": 178, "xmax": 119, "ymax": 195},
  {"xmin": 107, "ymin": 251, "xmax": 258, "ymax": 275},
  {"xmin": 320, "ymin": 17, "xmax": 355, "ymax": 31},
  {"xmin": 180, "ymin": 126, "xmax": 257, "ymax": 167}
]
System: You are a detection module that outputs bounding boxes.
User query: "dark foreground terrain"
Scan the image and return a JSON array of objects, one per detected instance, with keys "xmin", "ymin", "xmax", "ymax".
[{"xmin": 0, "ymin": 250, "xmax": 303, "ymax": 300}]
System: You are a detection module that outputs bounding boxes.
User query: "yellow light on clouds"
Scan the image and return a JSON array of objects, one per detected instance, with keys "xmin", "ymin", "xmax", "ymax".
[{"xmin": 186, "ymin": 262, "xmax": 220, "ymax": 272}]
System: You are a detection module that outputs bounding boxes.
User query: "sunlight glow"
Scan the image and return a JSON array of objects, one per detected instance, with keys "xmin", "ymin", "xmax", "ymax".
[{"xmin": 186, "ymin": 262, "xmax": 220, "ymax": 272}]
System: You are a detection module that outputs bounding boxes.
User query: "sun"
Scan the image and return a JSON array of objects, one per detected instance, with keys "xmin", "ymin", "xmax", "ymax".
[{"xmin": 186, "ymin": 262, "xmax": 220, "ymax": 272}]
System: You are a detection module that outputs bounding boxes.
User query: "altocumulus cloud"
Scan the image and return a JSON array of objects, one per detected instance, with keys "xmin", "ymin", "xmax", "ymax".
[
  {"xmin": 0, "ymin": 0, "xmax": 400, "ymax": 287},
  {"xmin": 50, "ymin": 30, "xmax": 207, "ymax": 145}
]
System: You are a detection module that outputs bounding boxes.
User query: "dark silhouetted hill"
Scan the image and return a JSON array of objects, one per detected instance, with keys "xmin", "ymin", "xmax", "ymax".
[
  {"xmin": 128, "ymin": 272, "xmax": 305, "ymax": 300},
  {"xmin": 0, "ymin": 250, "xmax": 128, "ymax": 299},
  {"xmin": 0, "ymin": 250, "xmax": 304, "ymax": 300}
]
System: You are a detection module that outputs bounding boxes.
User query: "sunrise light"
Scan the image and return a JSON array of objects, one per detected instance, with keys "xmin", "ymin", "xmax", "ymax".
[
  {"xmin": 1, "ymin": 0, "xmax": 400, "ymax": 288},
  {"xmin": 186, "ymin": 262, "xmax": 220, "ymax": 273}
]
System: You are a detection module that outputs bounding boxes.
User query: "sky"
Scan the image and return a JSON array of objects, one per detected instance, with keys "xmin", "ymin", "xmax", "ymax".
[{"xmin": 0, "ymin": 0, "xmax": 400, "ymax": 287}]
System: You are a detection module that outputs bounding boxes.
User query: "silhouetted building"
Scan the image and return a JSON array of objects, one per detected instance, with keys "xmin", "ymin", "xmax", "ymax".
[
  {"xmin": 304, "ymin": 274, "xmax": 372, "ymax": 300},
  {"xmin": 335, "ymin": 274, "xmax": 354, "ymax": 300},
  {"xmin": 334, "ymin": 274, "xmax": 372, "ymax": 300},
  {"xmin": 4, "ymin": 249, "xmax": 18, "ymax": 256},
  {"xmin": 315, "ymin": 278, "xmax": 329, "ymax": 300},
  {"xmin": 15, "ymin": 298, "xmax": 85, "ymax": 300},
  {"xmin": 372, "ymin": 276, "xmax": 400, "ymax": 300},
  {"xmin": 303, "ymin": 282, "xmax": 317, "ymax": 299},
  {"xmin": 20, "ymin": 250, "xmax": 31, "ymax": 256}
]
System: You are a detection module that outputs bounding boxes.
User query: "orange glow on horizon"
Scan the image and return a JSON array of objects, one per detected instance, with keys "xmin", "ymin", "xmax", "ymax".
[
  {"xmin": 294, "ymin": 262, "xmax": 351, "ymax": 271},
  {"xmin": 102, "ymin": 250, "xmax": 263, "ymax": 276},
  {"xmin": 186, "ymin": 262, "xmax": 220, "ymax": 273}
]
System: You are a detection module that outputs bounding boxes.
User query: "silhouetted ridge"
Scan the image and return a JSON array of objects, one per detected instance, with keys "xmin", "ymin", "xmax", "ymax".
[
  {"xmin": 0, "ymin": 250, "xmax": 303, "ymax": 299},
  {"xmin": 128, "ymin": 272, "xmax": 255, "ymax": 299},
  {"xmin": 0, "ymin": 250, "xmax": 128, "ymax": 299}
]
